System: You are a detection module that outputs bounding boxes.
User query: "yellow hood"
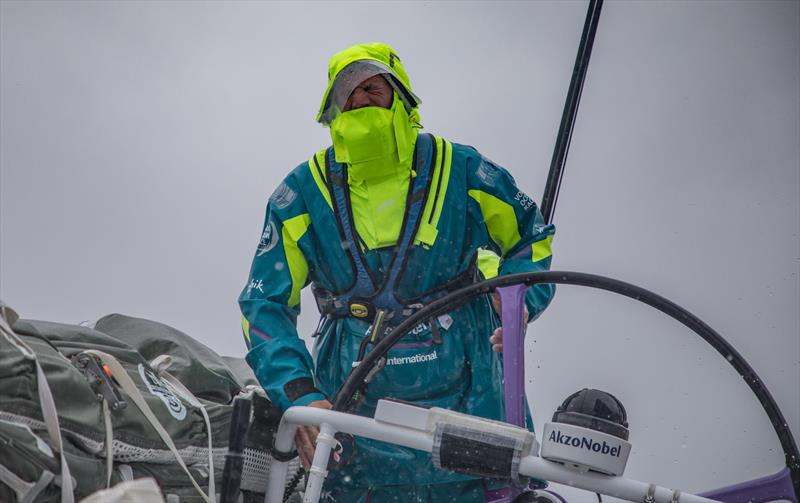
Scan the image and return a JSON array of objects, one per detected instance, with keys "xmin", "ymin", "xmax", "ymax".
[{"xmin": 317, "ymin": 42, "xmax": 421, "ymax": 125}]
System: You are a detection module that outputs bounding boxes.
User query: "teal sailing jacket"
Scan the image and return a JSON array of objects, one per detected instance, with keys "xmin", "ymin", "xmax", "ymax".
[{"xmin": 239, "ymin": 135, "xmax": 555, "ymax": 488}]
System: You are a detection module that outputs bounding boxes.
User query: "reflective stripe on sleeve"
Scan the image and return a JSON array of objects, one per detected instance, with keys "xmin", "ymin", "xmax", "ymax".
[
  {"xmin": 241, "ymin": 315, "xmax": 251, "ymax": 345},
  {"xmin": 282, "ymin": 213, "xmax": 312, "ymax": 307}
]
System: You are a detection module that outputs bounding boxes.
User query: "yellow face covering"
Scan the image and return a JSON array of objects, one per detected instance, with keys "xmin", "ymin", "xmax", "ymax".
[
  {"xmin": 330, "ymin": 106, "xmax": 396, "ymax": 164},
  {"xmin": 329, "ymin": 93, "xmax": 419, "ymax": 179}
]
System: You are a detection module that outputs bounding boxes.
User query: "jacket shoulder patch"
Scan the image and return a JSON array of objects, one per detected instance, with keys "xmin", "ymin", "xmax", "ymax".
[{"xmin": 270, "ymin": 182, "xmax": 297, "ymax": 209}]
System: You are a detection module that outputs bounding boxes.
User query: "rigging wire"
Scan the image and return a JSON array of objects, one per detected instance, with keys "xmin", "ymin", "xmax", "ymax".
[{"xmin": 540, "ymin": 0, "xmax": 604, "ymax": 225}]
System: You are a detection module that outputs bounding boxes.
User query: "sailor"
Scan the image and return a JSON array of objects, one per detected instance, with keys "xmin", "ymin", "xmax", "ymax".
[{"xmin": 239, "ymin": 42, "xmax": 555, "ymax": 502}]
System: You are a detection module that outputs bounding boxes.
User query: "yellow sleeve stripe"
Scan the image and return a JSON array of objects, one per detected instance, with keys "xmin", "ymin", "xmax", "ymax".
[
  {"xmin": 468, "ymin": 189, "xmax": 521, "ymax": 254},
  {"xmin": 241, "ymin": 315, "xmax": 251, "ymax": 344},
  {"xmin": 282, "ymin": 213, "xmax": 312, "ymax": 307},
  {"xmin": 532, "ymin": 235, "xmax": 553, "ymax": 262},
  {"xmin": 310, "ymin": 150, "xmax": 332, "ymax": 209},
  {"xmin": 477, "ymin": 248, "xmax": 501, "ymax": 279}
]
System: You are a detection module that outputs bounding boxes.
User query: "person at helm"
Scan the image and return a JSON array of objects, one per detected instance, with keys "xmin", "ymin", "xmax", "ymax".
[{"xmin": 239, "ymin": 42, "xmax": 555, "ymax": 502}]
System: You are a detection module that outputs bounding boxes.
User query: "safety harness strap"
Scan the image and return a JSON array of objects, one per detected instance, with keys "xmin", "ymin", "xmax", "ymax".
[
  {"xmin": 313, "ymin": 262, "xmax": 477, "ymax": 322},
  {"xmin": 327, "ymin": 155, "xmax": 376, "ymax": 300},
  {"xmin": 321, "ymin": 133, "xmax": 436, "ymax": 323},
  {"xmin": 372, "ymin": 134, "xmax": 435, "ymax": 315}
]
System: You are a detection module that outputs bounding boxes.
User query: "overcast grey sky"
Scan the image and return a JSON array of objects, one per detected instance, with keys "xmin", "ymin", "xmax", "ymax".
[{"xmin": 1, "ymin": 1, "xmax": 798, "ymax": 499}]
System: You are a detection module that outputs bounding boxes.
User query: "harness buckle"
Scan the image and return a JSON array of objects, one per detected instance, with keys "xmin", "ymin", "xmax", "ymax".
[
  {"xmin": 72, "ymin": 352, "xmax": 127, "ymax": 411},
  {"xmin": 312, "ymin": 284, "xmax": 348, "ymax": 318},
  {"xmin": 348, "ymin": 298, "xmax": 375, "ymax": 321},
  {"xmin": 402, "ymin": 303, "xmax": 425, "ymax": 318}
]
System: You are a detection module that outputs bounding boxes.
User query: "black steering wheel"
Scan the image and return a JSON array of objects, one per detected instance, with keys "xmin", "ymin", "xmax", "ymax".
[{"xmin": 332, "ymin": 270, "xmax": 800, "ymax": 495}]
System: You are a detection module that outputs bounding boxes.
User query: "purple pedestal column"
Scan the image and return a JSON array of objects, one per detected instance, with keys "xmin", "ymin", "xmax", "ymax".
[{"xmin": 498, "ymin": 284, "xmax": 529, "ymax": 429}]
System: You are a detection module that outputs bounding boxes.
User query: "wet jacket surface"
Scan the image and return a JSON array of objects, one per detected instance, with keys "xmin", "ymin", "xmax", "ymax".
[{"xmin": 239, "ymin": 135, "xmax": 555, "ymax": 488}]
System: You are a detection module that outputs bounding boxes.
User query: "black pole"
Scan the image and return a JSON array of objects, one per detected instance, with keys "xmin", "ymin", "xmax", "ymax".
[
  {"xmin": 540, "ymin": 0, "xmax": 603, "ymax": 225},
  {"xmin": 220, "ymin": 397, "xmax": 252, "ymax": 503}
]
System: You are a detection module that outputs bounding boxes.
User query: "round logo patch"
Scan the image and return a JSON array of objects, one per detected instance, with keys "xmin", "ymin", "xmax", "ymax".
[
  {"xmin": 138, "ymin": 364, "xmax": 186, "ymax": 421},
  {"xmin": 257, "ymin": 220, "xmax": 279, "ymax": 256}
]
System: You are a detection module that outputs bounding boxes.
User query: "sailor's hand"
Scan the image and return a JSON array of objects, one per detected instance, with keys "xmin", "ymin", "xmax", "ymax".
[
  {"xmin": 490, "ymin": 327, "xmax": 504, "ymax": 353},
  {"xmin": 295, "ymin": 399, "xmax": 333, "ymax": 469}
]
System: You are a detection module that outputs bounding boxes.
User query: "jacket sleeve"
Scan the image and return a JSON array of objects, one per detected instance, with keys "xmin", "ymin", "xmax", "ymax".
[
  {"xmin": 238, "ymin": 175, "xmax": 326, "ymax": 411},
  {"xmin": 464, "ymin": 147, "xmax": 556, "ymax": 320}
]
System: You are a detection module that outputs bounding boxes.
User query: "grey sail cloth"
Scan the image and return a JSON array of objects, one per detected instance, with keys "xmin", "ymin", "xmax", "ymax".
[
  {"xmin": 0, "ymin": 311, "xmax": 291, "ymax": 503},
  {"xmin": 92, "ymin": 314, "xmax": 253, "ymax": 404},
  {"xmin": 8, "ymin": 316, "xmax": 234, "ymax": 453}
]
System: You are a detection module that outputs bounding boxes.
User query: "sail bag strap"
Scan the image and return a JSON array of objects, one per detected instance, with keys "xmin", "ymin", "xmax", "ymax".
[
  {"xmin": 83, "ymin": 350, "xmax": 213, "ymax": 503},
  {"xmin": 0, "ymin": 315, "xmax": 75, "ymax": 503},
  {"xmin": 150, "ymin": 354, "xmax": 216, "ymax": 500}
]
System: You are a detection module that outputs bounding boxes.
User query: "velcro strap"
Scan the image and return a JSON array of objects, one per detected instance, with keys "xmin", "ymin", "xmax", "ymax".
[{"xmin": 284, "ymin": 377, "xmax": 321, "ymax": 403}]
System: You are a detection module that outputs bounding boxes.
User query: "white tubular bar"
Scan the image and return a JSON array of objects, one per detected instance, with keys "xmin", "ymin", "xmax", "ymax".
[
  {"xmin": 265, "ymin": 407, "xmax": 433, "ymax": 503},
  {"xmin": 266, "ymin": 422, "xmax": 296, "ymax": 503},
  {"xmin": 265, "ymin": 406, "xmax": 718, "ymax": 503},
  {"xmin": 303, "ymin": 423, "xmax": 336, "ymax": 503},
  {"xmin": 517, "ymin": 457, "xmax": 717, "ymax": 503}
]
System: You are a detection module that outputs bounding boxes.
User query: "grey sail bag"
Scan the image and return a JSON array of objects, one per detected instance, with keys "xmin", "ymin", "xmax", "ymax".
[{"xmin": 0, "ymin": 307, "xmax": 296, "ymax": 503}]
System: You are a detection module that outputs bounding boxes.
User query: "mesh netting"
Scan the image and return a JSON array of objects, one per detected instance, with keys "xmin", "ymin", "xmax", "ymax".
[
  {"xmin": 0, "ymin": 411, "xmax": 299, "ymax": 494},
  {"xmin": 240, "ymin": 447, "xmax": 300, "ymax": 492}
]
